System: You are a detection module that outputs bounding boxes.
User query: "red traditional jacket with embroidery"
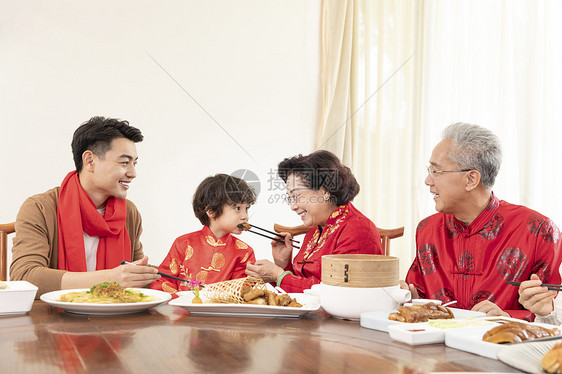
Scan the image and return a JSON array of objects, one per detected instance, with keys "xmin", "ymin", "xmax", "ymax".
[
  {"xmin": 280, "ymin": 202, "xmax": 383, "ymax": 293},
  {"xmin": 405, "ymin": 194, "xmax": 562, "ymax": 320},
  {"xmin": 151, "ymin": 226, "xmax": 255, "ymax": 296}
]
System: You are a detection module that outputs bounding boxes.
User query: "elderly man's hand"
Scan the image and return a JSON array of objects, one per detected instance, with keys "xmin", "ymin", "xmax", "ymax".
[
  {"xmin": 245, "ymin": 260, "xmax": 284, "ymax": 283},
  {"xmin": 518, "ymin": 274, "xmax": 556, "ymax": 316},
  {"xmin": 399, "ymin": 280, "xmax": 420, "ymax": 299},
  {"xmin": 471, "ymin": 300, "xmax": 509, "ymax": 317}
]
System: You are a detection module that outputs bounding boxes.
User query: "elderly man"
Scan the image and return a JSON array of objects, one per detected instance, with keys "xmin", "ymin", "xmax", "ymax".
[
  {"xmin": 10, "ymin": 116, "xmax": 160, "ymax": 297},
  {"xmin": 402, "ymin": 123, "xmax": 561, "ymax": 320}
]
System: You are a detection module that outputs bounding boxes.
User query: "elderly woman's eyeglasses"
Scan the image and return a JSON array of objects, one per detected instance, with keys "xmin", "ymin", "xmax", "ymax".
[
  {"xmin": 426, "ymin": 166, "xmax": 473, "ymax": 176},
  {"xmin": 286, "ymin": 188, "xmax": 311, "ymax": 204}
]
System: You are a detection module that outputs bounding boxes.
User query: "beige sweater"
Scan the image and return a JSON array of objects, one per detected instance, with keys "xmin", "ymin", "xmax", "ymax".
[{"xmin": 10, "ymin": 187, "xmax": 144, "ymax": 297}]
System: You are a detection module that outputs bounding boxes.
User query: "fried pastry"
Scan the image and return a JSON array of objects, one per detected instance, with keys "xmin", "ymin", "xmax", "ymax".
[
  {"xmin": 482, "ymin": 321, "xmax": 558, "ymax": 344},
  {"xmin": 388, "ymin": 302, "xmax": 454, "ymax": 323},
  {"xmin": 543, "ymin": 342, "xmax": 562, "ymax": 374},
  {"xmin": 202, "ymin": 277, "xmax": 302, "ymax": 307}
]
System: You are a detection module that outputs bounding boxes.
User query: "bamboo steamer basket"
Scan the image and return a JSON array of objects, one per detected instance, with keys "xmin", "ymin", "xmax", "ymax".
[{"xmin": 321, "ymin": 254, "xmax": 399, "ymax": 288}]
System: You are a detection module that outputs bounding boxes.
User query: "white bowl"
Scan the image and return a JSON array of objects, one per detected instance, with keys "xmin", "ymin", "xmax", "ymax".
[
  {"xmin": 0, "ymin": 281, "xmax": 38, "ymax": 315},
  {"xmin": 318, "ymin": 283, "xmax": 411, "ymax": 320}
]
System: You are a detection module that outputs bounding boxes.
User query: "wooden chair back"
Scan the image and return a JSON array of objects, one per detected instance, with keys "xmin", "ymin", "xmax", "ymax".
[
  {"xmin": 274, "ymin": 223, "xmax": 404, "ymax": 256},
  {"xmin": 0, "ymin": 222, "xmax": 15, "ymax": 281}
]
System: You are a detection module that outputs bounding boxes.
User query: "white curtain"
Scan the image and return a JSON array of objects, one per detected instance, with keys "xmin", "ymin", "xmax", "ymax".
[{"xmin": 318, "ymin": 0, "xmax": 562, "ymax": 278}]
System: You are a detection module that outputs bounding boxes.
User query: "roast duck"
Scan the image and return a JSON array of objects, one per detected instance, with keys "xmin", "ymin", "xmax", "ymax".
[
  {"xmin": 482, "ymin": 321, "xmax": 558, "ymax": 344},
  {"xmin": 542, "ymin": 342, "xmax": 562, "ymax": 374},
  {"xmin": 388, "ymin": 302, "xmax": 454, "ymax": 323}
]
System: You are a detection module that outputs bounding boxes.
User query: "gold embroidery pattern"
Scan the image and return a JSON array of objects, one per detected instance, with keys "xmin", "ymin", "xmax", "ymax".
[
  {"xmin": 185, "ymin": 245, "xmax": 194, "ymax": 261},
  {"xmin": 235, "ymin": 240, "xmax": 248, "ymax": 249},
  {"xmin": 170, "ymin": 258, "xmax": 181, "ymax": 275},
  {"xmin": 162, "ymin": 281, "xmax": 177, "ymax": 294},
  {"xmin": 196, "ymin": 270, "xmax": 208, "ymax": 283},
  {"xmin": 206, "ymin": 236, "xmax": 227, "ymax": 247},
  {"xmin": 303, "ymin": 205, "xmax": 349, "ymax": 260},
  {"xmin": 241, "ymin": 252, "xmax": 250, "ymax": 263}
]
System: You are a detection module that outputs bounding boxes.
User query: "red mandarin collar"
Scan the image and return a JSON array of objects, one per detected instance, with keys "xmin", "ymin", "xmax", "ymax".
[
  {"xmin": 202, "ymin": 225, "xmax": 232, "ymax": 243},
  {"xmin": 448, "ymin": 193, "xmax": 500, "ymax": 236}
]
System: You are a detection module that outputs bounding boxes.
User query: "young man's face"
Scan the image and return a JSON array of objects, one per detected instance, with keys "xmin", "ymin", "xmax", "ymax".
[
  {"xmin": 209, "ymin": 203, "xmax": 250, "ymax": 238},
  {"xmin": 81, "ymin": 137, "xmax": 138, "ymax": 208}
]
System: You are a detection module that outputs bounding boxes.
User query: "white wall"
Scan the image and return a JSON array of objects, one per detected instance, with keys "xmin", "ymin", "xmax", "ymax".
[{"xmin": 0, "ymin": 1, "xmax": 321, "ymax": 274}]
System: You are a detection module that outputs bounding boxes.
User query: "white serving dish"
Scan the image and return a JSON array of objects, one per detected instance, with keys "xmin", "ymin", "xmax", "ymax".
[
  {"xmin": 360, "ymin": 307, "xmax": 486, "ymax": 333},
  {"xmin": 0, "ymin": 281, "xmax": 39, "ymax": 316},
  {"xmin": 40, "ymin": 288, "xmax": 171, "ymax": 315},
  {"xmin": 170, "ymin": 291, "xmax": 320, "ymax": 318},
  {"xmin": 445, "ymin": 317, "xmax": 561, "ymax": 360},
  {"xmin": 305, "ymin": 283, "xmax": 411, "ymax": 321},
  {"xmin": 388, "ymin": 323, "xmax": 446, "ymax": 345}
]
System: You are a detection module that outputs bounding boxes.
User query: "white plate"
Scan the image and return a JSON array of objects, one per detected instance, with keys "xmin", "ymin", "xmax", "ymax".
[
  {"xmin": 360, "ymin": 307, "xmax": 486, "ymax": 333},
  {"xmin": 445, "ymin": 318, "xmax": 561, "ymax": 360},
  {"xmin": 40, "ymin": 288, "xmax": 171, "ymax": 315},
  {"xmin": 169, "ymin": 291, "xmax": 321, "ymax": 318},
  {"xmin": 497, "ymin": 339, "xmax": 562, "ymax": 374}
]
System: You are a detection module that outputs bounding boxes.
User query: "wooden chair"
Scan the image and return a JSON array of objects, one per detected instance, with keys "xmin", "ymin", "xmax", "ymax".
[
  {"xmin": 0, "ymin": 222, "xmax": 15, "ymax": 281},
  {"xmin": 274, "ymin": 223, "xmax": 404, "ymax": 256}
]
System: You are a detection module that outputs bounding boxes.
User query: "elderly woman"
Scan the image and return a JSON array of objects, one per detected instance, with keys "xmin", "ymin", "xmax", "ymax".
[{"xmin": 246, "ymin": 150, "xmax": 383, "ymax": 292}]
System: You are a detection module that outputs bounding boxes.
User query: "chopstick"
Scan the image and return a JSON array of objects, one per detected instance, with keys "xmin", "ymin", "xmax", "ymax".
[
  {"xmin": 249, "ymin": 224, "xmax": 300, "ymax": 244},
  {"xmin": 506, "ymin": 280, "xmax": 562, "ymax": 291},
  {"xmin": 247, "ymin": 229, "xmax": 300, "ymax": 249},
  {"xmin": 120, "ymin": 261, "xmax": 201, "ymax": 286}
]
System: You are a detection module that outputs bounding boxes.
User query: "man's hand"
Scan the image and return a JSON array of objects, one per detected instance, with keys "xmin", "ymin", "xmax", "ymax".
[
  {"xmin": 471, "ymin": 300, "xmax": 509, "ymax": 316},
  {"xmin": 246, "ymin": 260, "xmax": 284, "ymax": 283},
  {"xmin": 399, "ymin": 280, "xmax": 420, "ymax": 299},
  {"xmin": 518, "ymin": 274, "xmax": 556, "ymax": 316},
  {"xmin": 113, "ymin": 256, "xmax": 160, "ymax": 288}
]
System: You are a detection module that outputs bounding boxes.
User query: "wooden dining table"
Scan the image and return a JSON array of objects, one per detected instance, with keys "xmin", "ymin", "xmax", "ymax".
[{"xmin": 0, "ymin": 300, "xmax": 523, "ymax": 373}]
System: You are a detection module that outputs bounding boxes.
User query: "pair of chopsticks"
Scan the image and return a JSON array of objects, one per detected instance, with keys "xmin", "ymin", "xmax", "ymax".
[
  {"xmin": 120, "ymin": 260, "xmax": 201, "ymax": 286},
  {"xmin": 506, "ymin": 280, "xmax": 562, "ymax": 291},
  {"xmin": 241, "ymin": 224, "xmax": 300, "ymax": 249}
]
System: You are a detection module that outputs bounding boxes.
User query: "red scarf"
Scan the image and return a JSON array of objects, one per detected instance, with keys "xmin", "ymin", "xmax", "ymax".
[{"xmin": 57, "ymin": 171, "xmax": 131, "ymax": 271}]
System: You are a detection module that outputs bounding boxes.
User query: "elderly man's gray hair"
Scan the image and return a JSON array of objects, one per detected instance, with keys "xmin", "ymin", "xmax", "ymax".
[{"xmin": 442, "ymin": 123, "xmax": 503, "ymax": 189}]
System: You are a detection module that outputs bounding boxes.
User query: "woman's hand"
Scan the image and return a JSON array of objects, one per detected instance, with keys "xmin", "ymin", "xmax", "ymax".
[
  {"xmin": 271, "ymin": 232, "xmax": 294, "ymax": 269},
  {"xmin": 518, "ymin": 274, "xmax": 556, "ymax": 316},
  {"xmin": 245, "ymin": 260, "xmax": 284, "ymax": 283}
]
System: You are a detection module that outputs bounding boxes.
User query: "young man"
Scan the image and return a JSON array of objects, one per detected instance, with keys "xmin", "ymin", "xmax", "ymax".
[
  {"xmin": 10, "ymin": 116, "xmax": 159, "ymax": 297},
  {"xmin": 402, "ymin": 123, "xmax": 562, "ymax": 320}
]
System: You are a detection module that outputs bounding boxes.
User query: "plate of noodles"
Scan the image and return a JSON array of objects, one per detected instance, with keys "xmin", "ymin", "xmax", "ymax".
[{"xmin": 40, "ymin": 282, "xmax": 171, "ymax": 315}]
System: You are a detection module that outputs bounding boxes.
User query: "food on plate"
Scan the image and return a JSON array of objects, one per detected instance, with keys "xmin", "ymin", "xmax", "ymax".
[
  {"xmin": 388, "ymin": 302, "xmax": 454, "ymax": 323},
  {"xmin": 428, "ymin": 318, "xmax": 492, "ymax": 329},
  {"xmin": 482, "ymin": 321, "xmax": 559, "ymax": 344},
  {"xmin": 202, "ymin": 276, "xmax": 302, "ymax": 307},
  {"xmin": 542, "ymin": 342, "xmax": 562, "ymax": 373},
  {"xmin": 58, "ymin": 282, "xmax": 157, "ymax": 303},
  {"xmin": 0, "ymin": 281, "xmax": 7, "ymax": 290}
]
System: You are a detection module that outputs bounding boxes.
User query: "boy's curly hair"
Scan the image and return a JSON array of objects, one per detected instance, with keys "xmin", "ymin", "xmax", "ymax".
[{"xmin": 193, "ymin": 174, "xmax": 257, "ymax": 226}]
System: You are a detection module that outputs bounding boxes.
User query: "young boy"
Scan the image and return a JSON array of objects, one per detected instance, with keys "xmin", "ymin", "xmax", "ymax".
[{"xmin": 151, "ymin": 174, "xmax": 257, "ymax": 295}]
